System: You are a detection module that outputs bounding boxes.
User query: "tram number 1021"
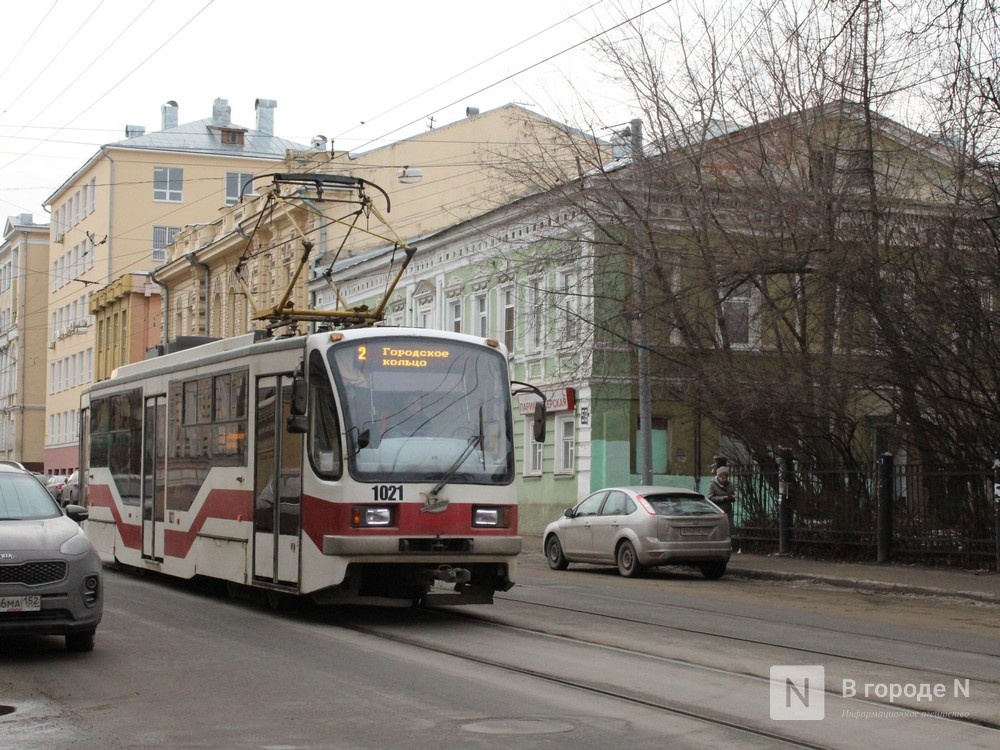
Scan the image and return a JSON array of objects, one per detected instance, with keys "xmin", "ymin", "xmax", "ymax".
[{"xmin": 372, "ymin": 484, "xmax": 404, "ymax": 501}]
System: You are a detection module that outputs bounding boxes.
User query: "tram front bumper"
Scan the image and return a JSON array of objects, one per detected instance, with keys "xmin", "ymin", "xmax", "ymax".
[{"xmin": 322, "ymin": 535, "xmax": 522, "ymax": 557}]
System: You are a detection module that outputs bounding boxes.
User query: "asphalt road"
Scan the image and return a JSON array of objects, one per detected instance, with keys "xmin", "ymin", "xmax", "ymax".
[{"xmin": 0, "ymin": 557, "xmax": 997, "ymax": 749}]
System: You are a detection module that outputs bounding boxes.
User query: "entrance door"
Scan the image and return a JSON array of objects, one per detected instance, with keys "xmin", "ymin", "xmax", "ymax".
[
  {"xmin": 141, "ymin": 395, "xmax": 166, "ymax": 561},
  {"xmin": 253, "ymin": 375, "xmax": 302, "ymax": 586}
]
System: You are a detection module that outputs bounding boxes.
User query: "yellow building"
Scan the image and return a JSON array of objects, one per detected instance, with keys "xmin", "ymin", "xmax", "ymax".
[
  {"xmin": 42, "ymin": 98, "xmax": 308, "ymax": 472},
  {"xmin": 154, "ymin": 104, "xmax": 600, "ymax": 342},
  {"xmin": 0, "ymin": 214, "xmax": 49, "ymax": 471}
]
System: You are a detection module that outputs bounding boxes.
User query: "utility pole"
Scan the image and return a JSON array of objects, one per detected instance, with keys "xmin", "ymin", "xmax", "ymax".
[{"xmin": 630, "ymin": 118, "xmax": 653, "ymax": 485}]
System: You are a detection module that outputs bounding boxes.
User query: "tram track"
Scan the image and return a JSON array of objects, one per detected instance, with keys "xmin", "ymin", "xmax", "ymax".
[
  {"xmin": 328, "ymin": 610, "xmax": 841, "ymax": 750},
  {"xmin": 486, "ymin": 587, "xmax": 1000, "ymax": 687}
]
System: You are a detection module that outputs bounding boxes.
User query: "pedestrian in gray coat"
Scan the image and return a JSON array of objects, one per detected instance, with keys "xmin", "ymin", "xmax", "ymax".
[{"xmin": 707, "ymin": 466, "xmax": 735, "ymax": 530}]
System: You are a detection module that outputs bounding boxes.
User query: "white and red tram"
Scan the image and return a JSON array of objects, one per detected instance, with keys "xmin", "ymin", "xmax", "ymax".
[{"xmin": 80, "ymin": 327, "xmax": 543, "ymax": 605}]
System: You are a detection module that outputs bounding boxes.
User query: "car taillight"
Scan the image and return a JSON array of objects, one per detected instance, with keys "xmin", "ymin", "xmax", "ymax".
[{"xmin": 634, "ymin": 494, "xmax": 657, "ymax": 515}]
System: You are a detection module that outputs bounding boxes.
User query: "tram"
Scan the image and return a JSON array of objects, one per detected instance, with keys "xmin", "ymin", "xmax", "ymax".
[
  {"xmin": 81, "ymin": 327, "xmax": 543, "ymax": 605},
  {"xmin": 78, "ymin": 173, "xmax": 545, "ymax": 605}
]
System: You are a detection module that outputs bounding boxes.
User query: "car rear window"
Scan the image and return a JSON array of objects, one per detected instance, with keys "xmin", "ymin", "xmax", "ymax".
[
  {"xmin": 0, "ymin": 474, "xmax": 62, "ymax": 520},
  {"xmin": 643, "ymin": 494, "xmax": 719, "ymax": 516}
]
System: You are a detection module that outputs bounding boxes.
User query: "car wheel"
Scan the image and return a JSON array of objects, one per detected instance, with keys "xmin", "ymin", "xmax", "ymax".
[
  {"xmin": 545, "ymin": 535, "xmax": 569, "ymax": 570},
  {"xmin": 616, "ymin": 540, "xmax": 642, "ymax": 578},
  {"xmin": 66, "ymin": 630, "xmax": 95, "ymax": 653},
  {"xmin": 699, "ymin": 561, "xmax": 727, "ymax": 580}
]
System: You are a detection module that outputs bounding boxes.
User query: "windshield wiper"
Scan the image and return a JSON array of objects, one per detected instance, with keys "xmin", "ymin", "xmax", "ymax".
[{"xmin": 422, "ymin": 408, "xmax": 485, "ymax": 513}]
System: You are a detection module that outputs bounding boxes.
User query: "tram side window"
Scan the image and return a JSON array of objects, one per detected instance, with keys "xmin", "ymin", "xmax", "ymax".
[
  {"xmin": 167, "ymin": 370, "xmax": 248, "ymax": 512},
  {"xmin": 308, "ymin": 349, "xmax": 341, "ymax": 479},
  {"xmin": 89, "ymin": 390, "xmax": 142, "ymax": 505}
]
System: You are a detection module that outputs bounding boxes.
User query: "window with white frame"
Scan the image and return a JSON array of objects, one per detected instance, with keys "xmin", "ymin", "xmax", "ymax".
[
  {"xmin": 557, "ymin": 268, "xmax": 580, "ymax": 341},
  {"xmin": 153, "ymin": 226, "xmax": 181, "ymax": 262},
  {"xmin": 153, "ymin": 166, "xmax": 183, "ymax": 202},
  {"xmin": 475, "ymin": 293, "xmax": 488, "ymax": 337},
  {"xmin": 525, "ymin": 280, "xmax": 546, "ymax": 352},
  {"xmin": 555, "ymin": 414, "xmax": 575, "ymax": 474},
  {"xmin": 89, "ymin": 177, "xmax": 96, "ymax": 213},
  {"xmin": 502, "ymin": 286, "xmax": 515, "ymax": 353},
  {"xmin": 524, "ymin": 417, "xmax": 543, "ymax": 476},
  {"xmin": 449, "ymin": 300, "xmax": 462, "ymax": 333},
  {"xmin": 416, "ymin": 297, "xmax": 433, "ymax": 328},
  {"xmin": 226, "ymin": 172, "xmax": 256, "ymax": 205}
]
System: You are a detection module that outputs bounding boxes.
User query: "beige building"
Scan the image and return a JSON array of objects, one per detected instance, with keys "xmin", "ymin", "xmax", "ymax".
[
  {"xmin": 91, "ymin": 272, "xmax": 163, "ymax": 383},
  {"xmin": 42, "ymin": 98, "xmax": 308, "ymax": 472},
  {"xmin": 0, "ymin": 214, "xmax": 49, "ymax": 471},
  {"xmin": 154, "ymin": 105, "xmax": 600, "ymax": 340}
]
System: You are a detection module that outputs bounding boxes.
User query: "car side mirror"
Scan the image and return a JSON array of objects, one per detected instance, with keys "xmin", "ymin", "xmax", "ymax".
[
  {"xmin": 563, "ymin": 508, "xmax": 576, "ymax": 518},
  {"xmin": 65, "ymin": 504, "xmax": 89, "ymax": 523}
]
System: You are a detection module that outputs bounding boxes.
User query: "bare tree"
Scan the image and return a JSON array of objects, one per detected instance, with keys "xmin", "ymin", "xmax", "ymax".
[{"xmin": 496, "ymin": 0, "xmax": 1000, "ymax": 484}]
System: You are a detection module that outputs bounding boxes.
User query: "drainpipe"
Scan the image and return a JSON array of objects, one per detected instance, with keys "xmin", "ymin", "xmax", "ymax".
[
  {"xmin": 149, "ymin": 267, "xmax": 169, "ymax": 352},
  {"xmin": 105, "ymin": 148, "xmax": 115, "ymax": 285},
  {"xmin": 186, "ymin": 251, "xmax": 211, "ymax": 336},
  {"xmin": 17, "ymin": 228, "xmax": 27, "ymax": 463}
]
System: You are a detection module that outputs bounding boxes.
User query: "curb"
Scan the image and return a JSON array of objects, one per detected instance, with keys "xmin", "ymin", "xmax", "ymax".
[{"xmin": 726, "ymin": 566, "xmax": 1000, "ymax": 605}]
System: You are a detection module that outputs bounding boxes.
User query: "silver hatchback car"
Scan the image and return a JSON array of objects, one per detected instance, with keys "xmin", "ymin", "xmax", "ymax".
[
  {"xmin": 543, "ymin": 486, "xmax": 732, "ymax": 579},
  {"xmin": 0, "ymin": 465, "xmax": 103, "ymax": 651}
]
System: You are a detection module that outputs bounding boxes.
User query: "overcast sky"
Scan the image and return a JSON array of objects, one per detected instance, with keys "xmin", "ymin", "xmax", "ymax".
[{"xmin": 0, "ymin": 0, "xmax": 674, "ymax": 223}]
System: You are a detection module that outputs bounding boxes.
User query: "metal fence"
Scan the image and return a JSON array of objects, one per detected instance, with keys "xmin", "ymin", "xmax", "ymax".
[{"xmin": 728, "ymin": 460, "xmax": 999, "ymax": 570}]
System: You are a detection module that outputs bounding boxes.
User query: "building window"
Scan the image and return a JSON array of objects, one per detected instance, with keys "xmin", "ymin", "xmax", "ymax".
[
  {"xmin": 556, "ymin": 415, "xmax": 575, "ymax": 474},
  {"xmin": 557, "ymin": 268, "xmax": 580, "ymax": 340},
  {"xmin": 416, "ymin": 298, "xmax": 433, "ymax": 328},
  {"xmin": 475, "ymin": 294, "xmax": 488, "ymax": 338},
  {"xmin": 524, "ymin": 418, "xmax": 543, "ymax": 476},
  {"xmin": 449, "ymin": 300, "xmax": 462, "ymax": 333},
  {"xmin": 720, "ymin": 280, "xmax": 752, "ymax": 347},
  {"xmin": 220, "ymin": 129, "xmax": 244, "ymax": 145},
  {"xmin": 525, "ymin": 280, "xmax": 546, "ymax": 352},
  {"xmin": 226, "ymin": 172, "xmax": 255, "ymax": 205},
  {"xmin": 153, "ymin": 167, "xmax": 183, "ymax": 202},
  {"xmin": 502, "ymin": 286, "xmax": 515, "ymax": 353},
  {"xmin": 153, "ymin": 226, "xmax": 181, "ymax": 262}
]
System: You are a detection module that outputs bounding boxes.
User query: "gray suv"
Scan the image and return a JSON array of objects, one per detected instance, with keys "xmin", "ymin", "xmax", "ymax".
[{"xmin": 0, "ymin": 465, "xmax": 103, "ymax": 651}]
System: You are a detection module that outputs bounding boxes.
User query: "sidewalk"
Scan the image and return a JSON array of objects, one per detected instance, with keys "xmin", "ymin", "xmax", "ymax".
[
  {"xmin": 520, "ymin": 535, "xmax": 1000, "ymax": 605},
  {"xmin": 726, "ymin": 551, "xmax": 1000, "ymax": 605}
]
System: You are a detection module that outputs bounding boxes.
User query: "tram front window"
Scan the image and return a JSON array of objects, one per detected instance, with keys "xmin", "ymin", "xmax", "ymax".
[{"xmin": 329, "ymin": 339, "xmax": 514, "ymax": 485}]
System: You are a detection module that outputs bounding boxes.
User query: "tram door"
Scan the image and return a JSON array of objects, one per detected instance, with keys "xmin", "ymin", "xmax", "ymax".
[
  {"xmin": 141, "ymin": 395, "xmax": 166, "ymax": 561},
  {"xmin": 253, "ymin": 375, "xmax": 301, "ymax": 586}
]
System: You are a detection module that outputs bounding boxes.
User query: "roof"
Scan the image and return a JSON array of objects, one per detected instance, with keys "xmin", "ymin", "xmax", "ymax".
[
  {"xmin": 45, "ymin": 115, "xmax": 311, "ymax": 205},
  {"xmin": 108, "ymin": 117, "xmax": 308, "ymax": 158}
]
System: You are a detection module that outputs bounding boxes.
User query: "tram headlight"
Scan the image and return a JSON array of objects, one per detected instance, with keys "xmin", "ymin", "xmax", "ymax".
[
  {"xmin": 472, "ymin": 506, "xmax": 511, "ymax": 528},
  {"xmin": 351, "ymin": 506, "xmax": 393, "ymax": 527}
]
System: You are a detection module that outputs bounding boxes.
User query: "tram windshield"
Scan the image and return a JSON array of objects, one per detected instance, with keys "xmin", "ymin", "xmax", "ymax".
[{"xmin": 328, "ymin": 337, "xmax": 515, "ymax": 484}]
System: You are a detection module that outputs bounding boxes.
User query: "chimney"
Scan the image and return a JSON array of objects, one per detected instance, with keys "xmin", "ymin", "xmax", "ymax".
[
  {"xmin": 212, "ymin": 98, "xmax": 232, "ymax": 127},
  {"xmin": 125, "ymin": 124, "xmax": 146, "ymax": 138},
  {"xmin": 161, "ymin": 100, "xmax": 178, "ymax": 130},
  {"xmin": 17, "ymin": 213, "xmax": 33, "ymax": 225},
  {"xmin": 255, "ymin": 98, "xmax": 277, "ymax": 135}
]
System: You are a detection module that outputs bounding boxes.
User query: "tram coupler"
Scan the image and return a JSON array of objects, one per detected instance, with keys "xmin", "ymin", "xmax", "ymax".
[{"xmin": 424, "ymin": 565, "xmax": 472, "ymax": 585}]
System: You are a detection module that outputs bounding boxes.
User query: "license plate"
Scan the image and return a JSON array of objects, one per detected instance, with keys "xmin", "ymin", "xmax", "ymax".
[{"xmin": 0, "ymin": 595, "xmax": 41, "ymax": 612}]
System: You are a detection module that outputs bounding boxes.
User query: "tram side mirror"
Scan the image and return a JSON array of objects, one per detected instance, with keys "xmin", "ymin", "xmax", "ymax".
[
  {"xmin": 287, "ymin": 374, "xmax": 308, "ymax": 433},
  {"xmin": 290, "ymin": 375, "xmax": 307, "ymax": 416},
  {"xmin": 533, "ymin": 402, "xmax": 546, "ymax": 443}
]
